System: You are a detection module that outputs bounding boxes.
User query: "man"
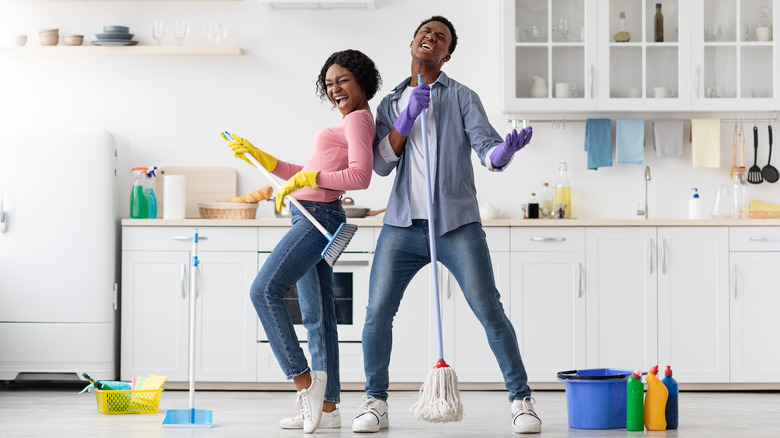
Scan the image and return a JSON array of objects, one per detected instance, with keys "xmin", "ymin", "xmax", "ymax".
[{"xmin": 352, "ymin": 15, "xmax": 540, "ymax": 435}]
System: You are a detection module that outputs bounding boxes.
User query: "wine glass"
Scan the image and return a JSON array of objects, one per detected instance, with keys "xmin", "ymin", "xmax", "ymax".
[
  {"xmin": 174, "ymin": 20, "xmax": 189, "ymax": 46},
  {"xmin": 152, "ymin": 21, "xmax": 166, "ymax": 45},
  {"xmin": 557, "ymin": 16, "xmax": 569, "ymax": 42},
  {"xmin": 206, "ymin": 21, "xmax": 227, "ymax": 46}
]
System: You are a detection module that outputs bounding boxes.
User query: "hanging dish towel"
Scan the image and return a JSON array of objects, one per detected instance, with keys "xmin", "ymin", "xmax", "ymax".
[
  {"xmin": 652, "ymin": 120, "xmax": 684, "ymax": 157},
  {"xmin": 585, "ymin": 119, "xmax": 612, "ymax": 170},
  {"xmin": 616, "ymin": 119, "xmax": 645, "ymax": 164},
  {"xmin": 691, "ymin": 119, "xmax": 721, "ymax": 168}
]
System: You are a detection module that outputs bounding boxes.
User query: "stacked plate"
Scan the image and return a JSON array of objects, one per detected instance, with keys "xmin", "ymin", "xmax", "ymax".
[{"xmin": 92, "ymin": 25, "xmax": 137, "ymax": 46}]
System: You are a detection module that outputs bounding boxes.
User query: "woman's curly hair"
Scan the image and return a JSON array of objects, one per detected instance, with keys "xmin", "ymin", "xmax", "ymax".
[{"xmin": 316, "ymin": 49, "xmax": 382, "ymax": 104}]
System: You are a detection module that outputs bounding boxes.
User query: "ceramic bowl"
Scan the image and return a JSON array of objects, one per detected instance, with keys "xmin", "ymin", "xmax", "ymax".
[
  {"xmin": 103, "ymin": 25, "xmax": 129, "ymax": 33},
  {"xmin": 63, "ymin": 35, "xmax": 83, "ymax": 46},
  {"xmin": 13, "ymin": 35, "xmax": 27, "ymax": 46},
  {"xmin": 38, "ymin": 28, "xmax": 59, "ymax": 35},
  {"xmin": 39, "ymin": 35, "xmax": 59, "ymax": 46},
  {"xmin": 95, "ymin": 32, "xmax": 134, "ymax": 40}
]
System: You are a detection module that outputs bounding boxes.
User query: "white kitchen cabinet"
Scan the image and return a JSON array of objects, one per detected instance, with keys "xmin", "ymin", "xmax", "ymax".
[
  {"xmin": 510, "ymin": 227, "xmax": 586, "ymax": 382},
  {"xmin": 729, "ymin": 227, "xmax": 780, "ymax": 382},
  {"xmin": 585, "ymin": 227, "xmax": 658, "ymax": 370},
  {"xmin": 502, "ymin": 0, "xmax": 778, "ymax": 113},
  {"xmin": 121, "ymin": 227, "xmax": 258, "ymax": 382},
  {"xmin": 657, "ymin": 227, "xmax": 730, "ymax": 383}
]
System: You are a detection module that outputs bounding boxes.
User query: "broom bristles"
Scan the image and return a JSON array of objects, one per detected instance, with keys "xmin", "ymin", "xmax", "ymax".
[
  {"xmin": 321, "ymin": 223, "xmax": 358, "ymax": 266},
  {"xmin": 411, "ymin": 365, "xmax": 464, "ymax": 423}
]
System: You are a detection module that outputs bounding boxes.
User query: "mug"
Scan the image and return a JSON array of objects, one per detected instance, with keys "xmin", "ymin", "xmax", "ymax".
[
  {"xmin": 555, "ymin": 82, "xmax": 577, "ymax": 98},
  {"xmin": 756, "ymin": 26, "xmax": 772, "ymax": 41},
  {"xmin": 626, "ymin": 88, "xmax": 641, "ymax": 98},
  {"xmin": 653, "ymin": 87, "xmax": 676, "ymax": 98}
]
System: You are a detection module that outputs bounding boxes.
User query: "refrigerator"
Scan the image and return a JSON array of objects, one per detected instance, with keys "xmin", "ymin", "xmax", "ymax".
[{"xmin": 0, "ymin": 126, "xmax": 118, "ymax": 380}]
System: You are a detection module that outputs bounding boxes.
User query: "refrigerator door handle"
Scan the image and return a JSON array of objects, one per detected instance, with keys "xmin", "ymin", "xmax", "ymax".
[{"xmin": 0, "ymin": 186, "xmax": 6, "ymax": 233}]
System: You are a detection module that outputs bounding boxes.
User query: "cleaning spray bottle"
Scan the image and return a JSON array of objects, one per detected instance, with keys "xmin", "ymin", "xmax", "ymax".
[
  {"xmin": 661, "ymin": 365, "xmax": 679, "ymax": 429},
  {"xmin": 130, "ymin": 167, "xmax": 149, "ymax": 219},
  {"xmin": 689, "ymin": 188, "xmax": 702, "ymax": 219},
  {"xmin": 145, "ymin": 166, "xmax": 158, "ymax": 219},
  {"xmin": 644, "ymin": 365, "xmax": 669, "ymax": 430},
  {"xmin": 626, "ymin": 370, "xmax": 644, "ymax": 431}
]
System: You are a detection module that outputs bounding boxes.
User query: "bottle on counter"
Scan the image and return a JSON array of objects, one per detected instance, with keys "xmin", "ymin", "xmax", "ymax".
[
  {"xmin": 654, "ymin": 3, "xmax": 664, "ymax": 42},
  {"xmin": 539, "ymin": 182, "xmax": 554, "ymax": 218},
  {"xmin": 130, "ymin": 167, "xmax": 149, "ymax": 219},
  {"xmin": 615, "ymin": 11, "xmax": 631, "ymax": 42},
  {"xmin": 555, "ymin": 161, "xmax": 572, "ymax": 218},
  {"xmin": 661, "ymin": 366, "xmax": 679, "ymax": 429},
  {"xmin": 689, "ymin": 188, "xmax": 702, "ymax": 219},
  {"xmin": 528, "ymin": 193, "xmax": 540, "ymax": 219},
  {"xmin": 144, "ymin": 166, "xmax": 158, "ymax": 219},
  {"xmin": 626, "ymin": 370, "xmax": 645, "ymax": 431},
  {"xmin": 643, "ymin": 365, "xmax": 669, "ymax": 431},
  {"xmin": 732, "ymin": 168, "xmax": 749, "ymax": 219}
]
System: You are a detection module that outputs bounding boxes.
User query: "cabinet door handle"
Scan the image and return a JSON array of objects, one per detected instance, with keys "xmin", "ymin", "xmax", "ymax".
[
  {"xmin": 577, "ymin": 262, "xmax": 584, "ymax": 298},
  {"xmin": 589, "ymin": 65, "xmax": 595, "ymax": 98},
  {"xmin": 172, "ymin": 236, "xmax": 208, "ymax": 241},
  {"xmin": 661, "ymin": 239, "xmax": 668, "ymax": 274},
  {"xmin": 749, "ymin": 236, "xmax": 780, "ymax": 242},
  {"xmin": 733, "ymin": 264, "xmax": 739, "ymax": 299},
  {"xmin": 530, "ymin": 236, "xmax": 566, "ymax": 242},
  {"xmin": 648, "ymin": 238, "xmax": 655, "ymax": 274},
  {"xmin": 696, "ymin": 65, "xmax": 701, "ymax": 99},
  {"xmin": 179, "ymin": 263, "xmax": 186, "ymax": 299}
]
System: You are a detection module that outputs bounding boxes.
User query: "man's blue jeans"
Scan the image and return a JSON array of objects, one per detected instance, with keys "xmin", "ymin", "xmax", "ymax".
[
  {"xmin": 362, "ymin": 220, "xmax": 531, "ymax": 402},
  {"xmin": 251, "ymin": 200, "xmax": 345, "ymax": 403}
]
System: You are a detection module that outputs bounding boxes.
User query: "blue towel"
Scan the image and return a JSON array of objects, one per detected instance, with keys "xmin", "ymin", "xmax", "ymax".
[
  {"xmin": 585, "ymin": 119, "xmax": 612, "ymax": 170},
  {"xmin": 616, "ymin": 119, "xmax": 645, "ymax": 164}
]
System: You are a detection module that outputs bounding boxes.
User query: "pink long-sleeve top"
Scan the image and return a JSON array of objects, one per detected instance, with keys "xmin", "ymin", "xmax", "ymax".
[{"xmin": 271, "ymin": 109, "xmax": 375, "ymax": 203}]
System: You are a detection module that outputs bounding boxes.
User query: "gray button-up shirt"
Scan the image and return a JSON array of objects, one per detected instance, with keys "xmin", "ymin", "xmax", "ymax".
[{"xmin": 373, "ymin": 71, "xmax": 504, "ymax": 235}]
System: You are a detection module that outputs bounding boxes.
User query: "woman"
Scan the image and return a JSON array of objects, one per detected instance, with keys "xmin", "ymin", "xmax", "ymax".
[{"xmin": 223, "ymin": 49, "xmax": 381, "ymax": 434}]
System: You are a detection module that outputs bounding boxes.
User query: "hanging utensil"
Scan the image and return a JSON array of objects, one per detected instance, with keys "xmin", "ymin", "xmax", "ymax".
[
  {"xmin": 762, "ymin": 125, "xmax": 779, "ymax": 183},
  {"xmin": 730, "ymin": 123, "xmax": 738, "ymax": 179},
  {"xmin": 739, "ymin": 123, "xmax": 746, "ymax": 170},
  {"xmin": 747, "ymin": 124, "xmax": 763, "ymax": 184}
]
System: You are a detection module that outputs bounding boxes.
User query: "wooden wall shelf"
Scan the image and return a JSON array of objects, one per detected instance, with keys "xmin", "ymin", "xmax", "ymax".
[{"xmin": 0, "ymin": 45, "xmax": 242, "ymax": 57}]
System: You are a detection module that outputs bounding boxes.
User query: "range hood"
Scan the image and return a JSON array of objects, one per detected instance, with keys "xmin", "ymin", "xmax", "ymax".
[{"xmin": 261, "ymin": 0, "xmax": 375, "ymax": 9}]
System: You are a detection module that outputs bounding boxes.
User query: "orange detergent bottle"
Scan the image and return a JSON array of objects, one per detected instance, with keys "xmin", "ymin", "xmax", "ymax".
[{"xmin": 643, "ymin": 365, "xmax": 669, "ymax": 430}]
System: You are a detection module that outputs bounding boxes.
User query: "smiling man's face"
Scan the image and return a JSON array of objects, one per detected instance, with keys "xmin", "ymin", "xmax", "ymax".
[{"xmin": 410, "ymin": 20, "xmax": 452, "ymax": 67}]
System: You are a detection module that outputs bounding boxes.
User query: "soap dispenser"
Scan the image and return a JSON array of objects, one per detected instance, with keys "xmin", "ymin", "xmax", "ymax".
[{"xmin": 689, "ymin": 188, "xmax": 702, "ymax": 219}]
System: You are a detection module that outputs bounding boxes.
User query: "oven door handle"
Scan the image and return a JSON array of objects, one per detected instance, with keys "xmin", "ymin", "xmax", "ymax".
[{"xmin": 333, "ymin": 260, "xmax": 370, "ymax": 266}]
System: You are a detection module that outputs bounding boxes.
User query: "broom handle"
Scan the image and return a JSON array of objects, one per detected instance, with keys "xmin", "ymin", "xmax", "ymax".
[
  {"xmin": 243, "ymin": 153, "xmax": 332, "ymax": 238},
  {"xmin": 189, "ymin": 228, "xmax": 199, "ymax": 411},
  {"xmin": 419, "ymin": 74, "xmax": 445, "ymax": 361}
]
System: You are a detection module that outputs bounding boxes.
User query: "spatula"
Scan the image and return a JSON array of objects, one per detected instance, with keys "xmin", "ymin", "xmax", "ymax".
[
  {"xmin": 762, "ymin": 125, "xmax": 778, "ymax": 183},
  {"xmin": 747, "ymin": 125, "xmax": 763, "ymax": 184}
]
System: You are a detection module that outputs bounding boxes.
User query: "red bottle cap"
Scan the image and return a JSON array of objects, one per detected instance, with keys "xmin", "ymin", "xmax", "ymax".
[
  {"xmin": 665, "ymin": 365, "xmax": 673, "ymax": 376},
  {"xmin": 649, "ymin": 365, "xmax": 659, "ymax": 375},
  {"xmin": 632, "ymin": 370, "xmax": 642, "ymax": 379}
]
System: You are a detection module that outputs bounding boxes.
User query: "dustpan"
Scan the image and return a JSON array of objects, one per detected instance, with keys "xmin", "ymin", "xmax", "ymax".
[{"xmin": 162, "ymin": 228, "xmax": 213, "ymax": 428}]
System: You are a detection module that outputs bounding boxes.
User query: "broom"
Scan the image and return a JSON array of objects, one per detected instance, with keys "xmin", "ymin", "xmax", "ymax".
[
  {"xmin": 222, "ymin": 131, "xmax": 357, "ymax": 266},
  {"xmin": 410, "ymin": 74, "xmax": 463, "ymax": 423}
]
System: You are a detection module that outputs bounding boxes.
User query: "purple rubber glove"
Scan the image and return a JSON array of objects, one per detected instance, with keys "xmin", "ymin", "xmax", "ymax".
[
  {"xmin": 393, "ymin": 81, "xmax": 431, "ymax": 136},
  {"xmin": 490, "ymin": 126, "xmax": 533, "ymax": 168}
]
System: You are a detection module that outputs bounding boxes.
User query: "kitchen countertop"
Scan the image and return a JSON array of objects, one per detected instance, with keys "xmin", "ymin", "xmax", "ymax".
[{"xmin": 121, "ymin": 218, "xmax": 780, "ymax": 227}]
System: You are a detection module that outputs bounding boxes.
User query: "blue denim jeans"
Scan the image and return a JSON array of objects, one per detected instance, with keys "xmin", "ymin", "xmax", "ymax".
[
  {"xmin": 250, "ymin": 200, "xmax": 345, "ymax": 403},
  {"xmin": 362, "ymin": 220, "xmax": 531, "ymax": 402}
]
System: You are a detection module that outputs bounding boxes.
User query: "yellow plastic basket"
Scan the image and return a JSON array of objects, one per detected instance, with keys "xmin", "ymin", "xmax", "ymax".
[{"xmin": 94, "ymin": 388, "xmax": 163, "ymax": 414}]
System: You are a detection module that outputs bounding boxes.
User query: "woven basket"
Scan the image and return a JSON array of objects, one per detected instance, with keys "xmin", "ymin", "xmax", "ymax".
[
  {"xmin": 197, "ymin": 202, "xmax": 258, "ymax": 219},
  {"xmin": 748, "ymin": 210, "xmax": 780, "ymax": 219}
]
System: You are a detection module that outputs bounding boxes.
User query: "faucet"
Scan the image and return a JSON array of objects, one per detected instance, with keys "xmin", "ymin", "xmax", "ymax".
[{"xmin": 637, "ymin": 166, "xmax": 651, "ymax": 219}]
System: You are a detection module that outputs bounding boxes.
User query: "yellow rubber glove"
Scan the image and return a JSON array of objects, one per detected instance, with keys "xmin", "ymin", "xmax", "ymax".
[
  {"xmin": 221, "ymin": 132, "xmax": 278, "ymax": 172},
  {"xmin": 275, "ymin": 170, "xmax": 320, "ymax": 212}
]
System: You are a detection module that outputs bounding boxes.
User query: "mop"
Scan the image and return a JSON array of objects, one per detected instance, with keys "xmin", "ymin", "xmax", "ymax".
[
  {"xmin": 162, "ymin": 228, "xmax": 213, "ymax": 428},
  {"xmin": 411, "ymin": 74, "xmax": 464, "ymax": 423},
  {"xmin": 222, "ymin": 131, "xmax": 357, "ymax": 266}
]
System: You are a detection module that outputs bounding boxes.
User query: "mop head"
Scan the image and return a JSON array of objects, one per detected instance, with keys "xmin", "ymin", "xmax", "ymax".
[{"xmin": 412, "ymin": 360, "xmax": 464, "ymax": 423}]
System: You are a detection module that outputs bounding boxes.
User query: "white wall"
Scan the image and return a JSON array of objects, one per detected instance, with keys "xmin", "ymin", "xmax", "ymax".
[{"xmin": 2, "ymin": 0, "xmax": 778, "ymax": 220}]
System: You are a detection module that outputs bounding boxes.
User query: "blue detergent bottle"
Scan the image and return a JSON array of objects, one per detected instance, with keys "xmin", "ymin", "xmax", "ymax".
[
  {"xmin": 130, "ymin": 167, "xmax": 148, "ymax": 219},
  {"xmin": 661, "ymin": 365, "xmax": 679, "ymax": 429},
  {"xmin": 145, "ymin": 166, "xmax": 158, "ymax": 219}
]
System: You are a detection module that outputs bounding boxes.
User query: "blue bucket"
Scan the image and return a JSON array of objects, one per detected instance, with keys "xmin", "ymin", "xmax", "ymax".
[{"xmin": 557, "ymin": 368, "xmax": 631, "ymax": 429}]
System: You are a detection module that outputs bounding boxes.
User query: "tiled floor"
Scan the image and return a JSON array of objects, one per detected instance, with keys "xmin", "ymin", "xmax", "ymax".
[{"xmin": 1, "ymin": 381, "xmax": 779, "ymax": 437}]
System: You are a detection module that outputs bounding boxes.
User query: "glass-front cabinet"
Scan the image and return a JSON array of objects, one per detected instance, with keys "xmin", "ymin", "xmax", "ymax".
[{"xmin": 502, "ymin": 0, "xmax": 778, "ymax": 113}]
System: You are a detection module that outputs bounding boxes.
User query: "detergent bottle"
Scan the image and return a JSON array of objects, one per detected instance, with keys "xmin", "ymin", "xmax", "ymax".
[
  {"xmin": 130, "ymin": 167, "xmax": 148, "ymax": 219},
  {"xmin": 644, "ymin": 365, "xmax": 669, "ymax": 430},
  {"xmin": 661, "ymin": 365, "xmax": 679, "ymax": 429},
  {"xmin": 626, "ymin": 369, "xmax": 644, "ymax": 431},
  {"xmin": 144, "ymin": 166, "xmax": 158, "ymax": 219}
]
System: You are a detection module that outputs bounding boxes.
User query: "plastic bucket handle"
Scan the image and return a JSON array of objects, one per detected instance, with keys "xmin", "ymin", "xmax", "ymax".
[{"xmin": 556, "ymin": 369, "xmax": 628, "ymax": 380}]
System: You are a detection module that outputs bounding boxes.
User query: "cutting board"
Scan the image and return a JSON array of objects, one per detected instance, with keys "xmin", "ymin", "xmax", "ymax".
[{"xmin": 156, "ymin": 166, "xmax": 237, "ymax": 218}]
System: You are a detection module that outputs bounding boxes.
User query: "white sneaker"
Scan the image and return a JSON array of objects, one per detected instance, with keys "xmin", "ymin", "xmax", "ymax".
[
  {"xmin": 352, "ymin": 396, "xmax": 389, "ymax": 433},
  {"xmin": 279, "ymin": 409, "xmax": 341, "ymax": 429},
  {"xmin": 295, "ymin": 371, "xmax": 327, "ymax": 434},
  {"xmin": 511, "ymin": 396, "xmax": 541, "ymax": 434}
]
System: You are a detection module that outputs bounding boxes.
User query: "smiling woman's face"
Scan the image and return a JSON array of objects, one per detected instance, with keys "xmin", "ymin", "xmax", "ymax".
[{"xmin": 325, "ymin": 64, "xmax": 367, "ymax": 116}]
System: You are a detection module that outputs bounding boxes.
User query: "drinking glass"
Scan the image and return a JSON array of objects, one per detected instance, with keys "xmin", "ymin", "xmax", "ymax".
[
  {"xmin": 174, "ymin": 20, "xmax": 189, "ymax": 46},
  {"xmin": 557, "ymin": 16, "xmax": 569, "ymax": 41},
  {"xmin": 206, "ymin": 21, "xmax": 227, "ymax": 46},
  {"xmin": 152, "ymin": 21, "xmax": 166, "ymax": 45}
]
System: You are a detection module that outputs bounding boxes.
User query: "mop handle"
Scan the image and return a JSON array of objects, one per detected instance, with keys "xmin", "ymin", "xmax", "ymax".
[
  {"xmin": 418, "ymin": 74, "xmax": 445, "ymax": 361},
  {"xmin": 189, "ymin": 228, "xmax": 199, "ymax": 410}
]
